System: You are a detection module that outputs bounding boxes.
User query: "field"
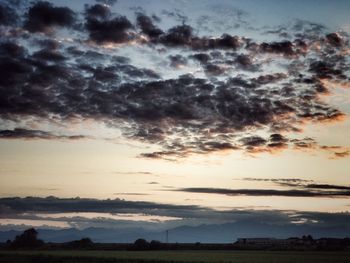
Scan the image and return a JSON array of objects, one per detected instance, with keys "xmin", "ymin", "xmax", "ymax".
[{"xmin": 1, "ymin": 250, "xmax": 350, "ymax": 263}]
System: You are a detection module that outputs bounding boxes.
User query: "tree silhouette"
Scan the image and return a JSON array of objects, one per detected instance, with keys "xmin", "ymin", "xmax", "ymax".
[
  {"xmin": 67, "ymin": 237, "xmax": 94, "ymax": 249},
  {"xmin": 133, "ymin": 238, "xmax": 149, "ymax": 250},
  {"xmin": 11, "ymin": 228, "xmax": 44, "ymax": 248},
  {"xmin": 149, "ymin": 240, "xmax": 162, "ymax": 250}
]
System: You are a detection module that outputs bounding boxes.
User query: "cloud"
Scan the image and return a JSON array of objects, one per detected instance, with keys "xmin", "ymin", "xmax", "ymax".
[
  {"xmin": 85, "ymin": 4, "xmax": 111, "ymax": 21},
  {"xmin": 84, "ymin": 3, "xmax": 135, "ymax": 44},
  {"xmin": 234, "ymin": 54, "xmax": 259, "ymax": 71},
  {"xmin": 160, "ymin": 24, "xmax": 194, "ymax": 47},
  {"xmin": 136, "ymin": 13, "xmax": 163, "ymax": 39},
  {"xmin": 320, "ymin": 146, "xmax": 350, "ymax": 159},
  {"xmin": 177, "ymin": 187, "xmax": 350, "ymax": 198},
  {"xmin": 240, "ymin": 136, "xmax": 267, "ymax": 147},
  {"xmin": 168, "ymin": 55, "xmax": 187, "ymax": 68},
  {"xmin": 309, "ymin": 61, "xmax": 345, "ymax": 79},
  {"xmin": 334, "ymin": 151, "xmax": 350, "ymax": 158},
  {"xmin": 24, "ymin": 1, "xmax": 76, "ymax": 33},
  {"xmin": 0, "ymin": 41, "xmax": 25, "ymax": 58},
  {"xmin": 32, "ymin": 49, "xmax": 66, "ymax": 62},
  {"xmin": 147, "ymin": 182, "xmax": 159, "ymax": 185},
  {"xmin": 113, "ymin": 193, "xmax": 150, "ymax": 196},
  {"xmin": 1, "ymin": 197, "xmax": 350, "ymax": 233},
  {"xmin": 190, "ymin": 53, "xmax": 210, "ymax": 64},
  {"xmin": 306, "ymin": 184, "xmax": 350, "ymax": 191},
  {"xmin": 291, "ymin": 138, "xmax": 317, "ymax": 149},
  {"xmin": 259, "ymin": 41, "xmax": 295, "ymax": 57},
  {"xmin": 241, "ymin": 177, "xmax": 350, "ymax": 191},
  {"xmin": 0, "ymin": 3, "xmax": 18, "ymax": 26},
  {"xmin": 0, "ymin": 196, "xmax": 201, "ymax": 216},
  {"xmin": 35, "ymin": 39, "xmax": 61, "ymax": 50},
  {"xmin": 325, "ymin": 33, "xmax": 345, "ymax": 48},
  {"xmin": 85, "ymin": 15, "xmax": 134, "ymax": 44},
  {"xmin": 95, "ymin": 0, "xmax": 118, "ymax": 6},
  {"xmin": 0, "ymin": 2, "xmax": 349, "ymax": 160},
  {"xmin": 242, "ymin": 178, "xmax": 313, "ymax": 184},
  {"xmin": 0, "ymin": 128, "xmax": 87, "ymax": 140}
]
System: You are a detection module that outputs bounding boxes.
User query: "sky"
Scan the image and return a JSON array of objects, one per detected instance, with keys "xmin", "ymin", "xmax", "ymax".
[{"xmin": 0, "ymin": 0, "xmax": 349, "ymax": 239}]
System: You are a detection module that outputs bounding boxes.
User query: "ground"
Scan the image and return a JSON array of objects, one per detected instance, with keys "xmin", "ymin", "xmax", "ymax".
[{"xmin": 1, "ymin": 250, "xmax": 350, "ymax": 263}]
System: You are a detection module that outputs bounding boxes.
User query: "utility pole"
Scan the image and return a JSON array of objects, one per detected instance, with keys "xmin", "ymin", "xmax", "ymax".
[{"xmin": 166, "ymin": 230, "xmax": 169, "ymax": 244}]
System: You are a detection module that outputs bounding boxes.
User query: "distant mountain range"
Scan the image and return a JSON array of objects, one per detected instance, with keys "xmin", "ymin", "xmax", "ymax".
[{"xmin": 1, "ymin": 221, "xmax": 349, "ymax": 243}]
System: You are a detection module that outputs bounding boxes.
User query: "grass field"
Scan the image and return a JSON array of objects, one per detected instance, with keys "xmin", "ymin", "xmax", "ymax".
[{"xmin": 0, "ymin": 250, "xmax": 350, "ymax": 263}]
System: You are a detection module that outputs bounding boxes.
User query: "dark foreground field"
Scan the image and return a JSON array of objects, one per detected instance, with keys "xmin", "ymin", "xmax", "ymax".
[{"xmin": 1, "ymin": 250, "xmax": 350, "ymax": 263}]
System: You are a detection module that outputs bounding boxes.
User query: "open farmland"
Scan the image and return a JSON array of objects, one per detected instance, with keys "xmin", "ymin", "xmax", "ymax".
[{"xmin": 0, "ymin": 250, "xmax": 350, "ymax": 263}]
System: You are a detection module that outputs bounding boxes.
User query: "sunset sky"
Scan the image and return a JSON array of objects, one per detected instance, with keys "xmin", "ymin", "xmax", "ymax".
[{"xmin": 0, "ymin": 0, "xmax": 349, "ymax": 236}]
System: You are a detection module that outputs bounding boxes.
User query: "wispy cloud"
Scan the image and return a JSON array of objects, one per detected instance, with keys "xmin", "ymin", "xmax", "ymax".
[
  {"xmin": 176, "ymin": 187, "xmax": 350, "ymax": 198},
  {"xmin": 0, "ymin": 128, "xmax": 88, "ymax": 140}
]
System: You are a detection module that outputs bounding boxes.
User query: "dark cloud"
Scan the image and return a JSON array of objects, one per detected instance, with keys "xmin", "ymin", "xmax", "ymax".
[
  {"xmin": 253, "ymin": 73, "xmax": 287, "ymax": 85},
  {"xmin": 258, "ymin": 41, "xmax": 295, "ymax": 57},
  {"xmin": 142, "ymin": 141, "xmax": 240, "ymax": 159},
  {"xmin": 240, "ymin": 136, "xmax": 267, "ymax": 147},
  {"xmin": 267, "ymin": 133, "xmax": 288, "ymax": 148},
  {"xmin": 140, "ymin": 151, "xmax": 178, "ymax": 160},
  {"xmin": 0, "ymin": 196, "xmax": 200, "ymax": 216},
  {"xmin": 0, "ymin": 42, "xmax": 32, "ymax": 87},
  {"xmin": 0, "ymin": 38, "xmax": 347, "ymax": 158},
  {"xmin": 269, "ymin": 133, "xmax": 288, "ymax": 143},
  {"xmin": 136, "ymin": 13, "xmax": 163, "ymax": 39},
  {"xmin": 213, "ymin": 34, "xmax": 241, "ymax": 49},
  {"xmin": 204, "ymin": 64, "xmax": 226, "ymax": 76},
  {"xmin": 0, "ymin": 4, "xmax": 18, "ymax": 25},
  {"xmin": 177, "ymin": 187, "xmax": 350, "ymax": 198},
  {"xmin": 85, "ymin": 10, "xmax": 133, "ymax": 43},
  {"xmin": 191, "ymin": 34, "xmax": 242, "ymax": 50},
  {"xmin": 32, "ymin": 49, "xmax": 66, "ymax": 62},
  {"xmin": 190, "ymin": 53, "xmax": 211, "ymax": 64},
  {"xmin": 325, "ymin": 33, "xmax": 344, "ymax": 48},
  {"xmin": 1, "ymin": 196, "xmax": 350, "ymax": 237},
  {"xmin": 241, "ymin": 178, "xmax": 350, "ymax": 192},
  {"xmin": 1, "ymin": 196, "xmax": 349, "ymax": 226},
  {"xmin": 157, "ymin": 25, "xmax": 243, "ymax": 51},
  {"xmin": 309, "ymin": 61, "xmax": 344, "ymax": 79},
  {"xmin": 306, "ymin": 184, "xmax": 350, "ymax": 191},
  {"xmin": 0, "ymin": 2, "xmax": 348, "ymax": 159},
  {"xmin": 35, "ymin": 39, "xmax": 61, "ymax": 50},
  {"xmin": 199, "ymin": 141, "xmax": 237, "ymax": 151},
  {"xmin": 168, "ymin": 54, "xmax": 187, "ymax": 68},
  {"xmin": 234, "ymin": 54, "xmax": 258, "ymax": 71},
  {"xmin": 0, "ymin": 41, "xmax": 25, "ymax": 58},
  {"xmin": 85, "ymin": 4, "xmax": 111, "ymax": 20},
  {"xmin": 117, "ymin": 64, "xmax": 160, "ymax": 79},
  {"xmin": 0, "ymin": 128, "xmax": 87, "ymax": 140},
  {"xmin": 24, "ymin": 1, "xmax": 76, "ymax": 33},
  {"xmin": 160, "ymin": 24, "xmax": 193, "ymax": 47}
]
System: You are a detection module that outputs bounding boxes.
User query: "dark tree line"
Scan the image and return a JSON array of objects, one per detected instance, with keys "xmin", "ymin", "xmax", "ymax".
[
  {"xmin": 8, "ymin": 228, "xmax": 44, "ymax": 248},
  {"xmin": 133, "ymin": 239, "xmax": 163, "ymax": 250}
]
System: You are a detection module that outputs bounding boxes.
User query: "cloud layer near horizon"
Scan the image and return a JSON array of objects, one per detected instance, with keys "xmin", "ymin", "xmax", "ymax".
[{"xmin": 1, "ymin": 196, "xmax": 350, "ymax": 232}]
